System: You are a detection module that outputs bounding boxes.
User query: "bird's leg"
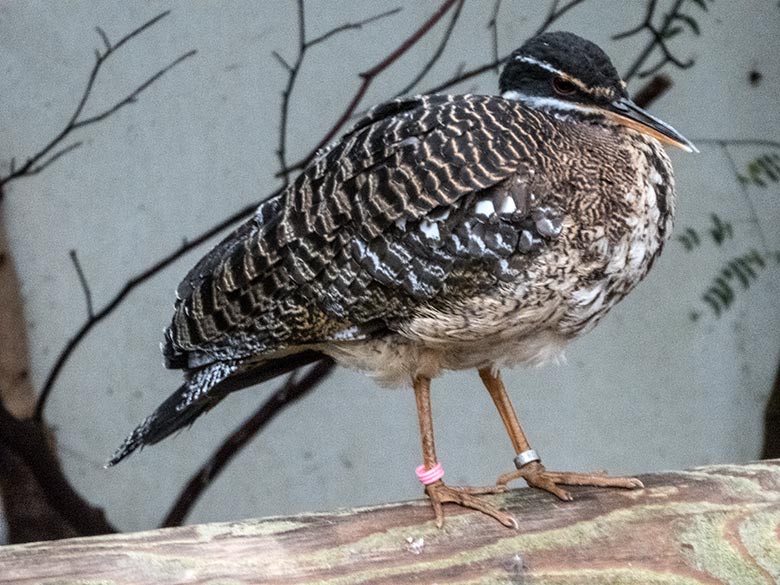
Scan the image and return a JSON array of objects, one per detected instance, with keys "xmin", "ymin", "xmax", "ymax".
[
  {"xmin": 412, "ymin": 375, "xmax": 517, "ymax": 529},
  {"xmin": 478, "ymin": 368, "xmax": 643, "ymax": 501}
]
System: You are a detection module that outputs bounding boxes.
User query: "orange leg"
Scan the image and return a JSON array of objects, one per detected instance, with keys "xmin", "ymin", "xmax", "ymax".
[
  {"xmin": 479, "ymin": 368, "xmax": 643, "ymax": 501},
  {"xmin": 413, "ymin": 375, "xmax": 517, "ymax": 528}
]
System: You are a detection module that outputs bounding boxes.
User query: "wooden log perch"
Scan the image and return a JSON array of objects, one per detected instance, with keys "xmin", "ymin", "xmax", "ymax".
[{"xmin": 2, "ymin": 460, "xmax": 779, "ymax": 584}]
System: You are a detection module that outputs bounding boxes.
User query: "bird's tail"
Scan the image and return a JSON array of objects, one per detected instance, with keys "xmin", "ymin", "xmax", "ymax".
[{"xmin": 106, "ymin": 350, "xmax": 326, "ymax": 467}]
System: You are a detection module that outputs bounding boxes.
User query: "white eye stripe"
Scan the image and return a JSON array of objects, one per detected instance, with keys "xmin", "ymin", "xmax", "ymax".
[
  {"xmin": 512, "ymin": 55, "xmax": 616, "ymax": 99},
  {"xmin": 514, "ymin": 55, "xmax": 568, "ymax": 79},
  {"xmin": 502, "ymin": 91, "xmax": 602, "ymax": 116},
  {"xmin": 514, "ymin": 55, "xmax": 589, "ymax": 94}
]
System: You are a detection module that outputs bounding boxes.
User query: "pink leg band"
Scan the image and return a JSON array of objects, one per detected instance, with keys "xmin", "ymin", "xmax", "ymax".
[{"xmin": 416, "ymin": 462, "xmax": 444, "ymax": 485}]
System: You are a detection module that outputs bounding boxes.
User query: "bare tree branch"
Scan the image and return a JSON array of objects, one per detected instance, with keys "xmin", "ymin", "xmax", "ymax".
[
  {"xmin": 392, "ymin": 0, "xmax": 464, "ymax": 98},
  {"xmin": 536, "ymin": 0, "xmax": 589, "ymax": 37},
  {"xmin": 161, "ymin": 359, "xmax": 335, "ymax": 527},
  {"xmin": 274, "ymin": 0, "xmax": 307, "ymax": 184},
  {"xmin": 275, "ymin": 3, "xmax": 402, "ymax": 183},
  {"xmin": 720, "ymin": 145, "xmax": 772, "ymax": 255},
  {"xmin": 0, "ymin": 398, "xmax": 116, "ymax": 536},
  {"xmin": 0, "ymin": 11, "xmax": 196, "ymax": 202},
  {"xmin": 305, "ymin": 7, "xmax": 402, "ymax": 48},
  {"xmin": 73, "ymin": 50, "xmax": 197, "ymax": 128},
  {"xmin": 27, "ymin": 142, "xmax": 85, "ymax": 178},
  {"xmin": 281, "ymin": 0, "xmax": 460, "ymax": 176},
  {"xmin": 617, "ymin": 0, "xmax": 696, "ymax": 82},
  {"xmin": 487, "ymin": 0, "xmax": 503, "ymax": 74},
  {"xmin": 34, "ymin": 194, "xmax": 279, "ymax": 421},
  {"xmin": 421, "ymin": 0, "xmax": 588, "ymax": 96},
  {"xmin": 68, "ymin": 250, "xmax": 94, "ymax": 319},
  {"xmin": 271, "ymin": 50, "xmax": 293, "ymax": 73}
]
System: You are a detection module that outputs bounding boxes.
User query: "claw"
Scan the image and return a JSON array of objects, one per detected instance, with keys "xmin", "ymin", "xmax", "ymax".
[
  {"xmin": 499, "ymin": 461, "xmax": 643, "ymax": 501},
  {"xmin": 424, "ymin": 480, "xmax": 518, "ymax": 529}
]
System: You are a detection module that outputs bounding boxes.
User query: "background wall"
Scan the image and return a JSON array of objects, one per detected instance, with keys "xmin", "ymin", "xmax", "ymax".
[{"xmin": 1, "ymin": 0, "xmax": 778, "ymax": 534}]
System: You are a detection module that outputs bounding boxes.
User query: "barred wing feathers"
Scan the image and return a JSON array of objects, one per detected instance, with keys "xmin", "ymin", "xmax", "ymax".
[{"xmin": 164, "ymin": 94, "xmax": 559, "ymax": 370}]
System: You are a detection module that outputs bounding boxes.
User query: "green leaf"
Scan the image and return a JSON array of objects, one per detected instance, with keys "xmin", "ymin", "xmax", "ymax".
[
  {"xmin": 741, "ymin": 153, "xmax": 780, "ymax": 187},
  {"xmin": 695, "ymin": 248, "xmax": 773, "ymax": 319},
  {"xmin": 713, "ymin": 277, "xmax": 735, "ymax": 306},
  {"xmin": 708, "ymin": 214, "xmax": 733, "ymax": 245},
  {"xmin": 677, "ymin": 226, "xmax": 701, "ymax": 251},
  {"xmin": 746, "ymin": 249, "xmax": 766, "ymax": 268},
  {"xmin": 735, "ymin": 256, "xmax": 757, "ymax": 279},
  {"xmin": 702, "ymin": 292, "xmax": 722, "ymax": 317},
  {"xmin": 727, "ymin": 260, "xmax": 751, "ymax": 288}
]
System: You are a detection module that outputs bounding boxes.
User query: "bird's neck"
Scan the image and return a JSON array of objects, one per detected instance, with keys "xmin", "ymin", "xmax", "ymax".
[{"xmin": 502, "ymin": 90, "xmax": 610, "ymax": 127}]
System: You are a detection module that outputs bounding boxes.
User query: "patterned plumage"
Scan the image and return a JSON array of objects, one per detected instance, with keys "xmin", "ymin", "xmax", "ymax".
[{"xmin": 109, "ymin": 32, "xmax": 693, "ymax": 528}]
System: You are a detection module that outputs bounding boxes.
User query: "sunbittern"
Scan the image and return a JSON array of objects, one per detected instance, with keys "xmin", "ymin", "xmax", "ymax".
[{"xmin": 110, "ymin": 31, "xmax": 695, "ymax": 528}]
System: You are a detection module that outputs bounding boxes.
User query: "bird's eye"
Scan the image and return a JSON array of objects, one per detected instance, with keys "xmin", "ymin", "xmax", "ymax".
[{"xmin": 552, "ymin": 77, "xmax": 577, "ymax": 96}]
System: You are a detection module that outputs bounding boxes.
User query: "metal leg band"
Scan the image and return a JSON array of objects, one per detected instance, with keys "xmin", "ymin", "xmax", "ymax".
[{"xmin": 513, "ymin": 449, "xmax": 540, "ymax": 469}]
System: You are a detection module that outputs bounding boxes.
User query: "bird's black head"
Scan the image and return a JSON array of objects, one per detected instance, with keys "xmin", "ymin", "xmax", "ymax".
[
  {"xmin": 499, "ymin": 31, "xmax": 696, "ymax": 152},
  {"xmin": 499, "ymin": 31, "xmax": 626, "ymax": 104}
]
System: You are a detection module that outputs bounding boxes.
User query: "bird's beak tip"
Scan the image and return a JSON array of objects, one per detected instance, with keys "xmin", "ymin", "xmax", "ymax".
[
  {"xmin": 673, "ymin": 140, "xmax": 698, "ymax": 154},
  {"xmin": 608, "ymin": 97, "xmax": 697, "ymax": 155}
]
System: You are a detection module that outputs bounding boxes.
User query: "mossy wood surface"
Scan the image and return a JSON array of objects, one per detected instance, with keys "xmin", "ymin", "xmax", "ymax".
[{"xmin": 1, "ymin": 461, "xmax": 779, "ymax": 584}]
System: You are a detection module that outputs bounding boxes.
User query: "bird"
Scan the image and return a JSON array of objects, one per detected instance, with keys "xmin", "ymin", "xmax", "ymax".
[{"xmin": 108, "ymin": 31, "xmax": 696, "ymax": 528}]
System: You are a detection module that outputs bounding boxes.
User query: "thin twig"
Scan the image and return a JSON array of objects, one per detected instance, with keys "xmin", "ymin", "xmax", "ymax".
[
  {"xmin": 421, "ymin": 0, "xmax": 587, "ymax": 96},
  {"xmin": 305, "ymin": 7, "xmax": 402, "ymax": 48},
  {"xmin": 73, "ymin": 50, "xmax": 197, "ymax": 128},
  {"xmin": 161, "ymin": 359, "xmax": 335, "ymax": 527},
  {"xmin": 721, "ymin": 145, "xmax": 771, "ymax": 254},
  {"xmin": 275, "ymin": 4, "xmax": 402, "ymax": 183},
  {"xmin": 535, "ymin": 0, "xmax": 588, "ymax": 36},
  {"xmin": 275, "ymin": 0, "xmax": 306, "ymax": 184},
  {"xmin": 488, "ymin": 0, "xmax": 503, "ymax": 74},
  {"xmin": 392, "ymin": 0, "xmax": 464, "ymax": 98},
  {"xmin": 613, "ymin": 0, "xmax": 656, "ymax": 41},
  {"xmin": 281, "ymin": 0, "xmax": 459, "ymax": 176},
  {"xmin": 0, "ymin": 11, "xmax": 196, "ymax": 201},
  {"xmin": 27, "ymin": 142, "xmax": 85, "ymax": 178},
  {"xmin": 271, "ymin": 50, "xmax": 293, "ymax": 72},
  {"xmin": 423, "ymin": 58, "xmax": 506, "ymax": 95},
  {"xmin": 69, "ymin": 250, "xmax": 94, "ymax": 319},
  {"xmin": 618, "ymin": 0, "xmax": 694, "ymax": 82},
  {"xmin": 33, "ymin": 194, "xmax": 279, "ymax": 421}
]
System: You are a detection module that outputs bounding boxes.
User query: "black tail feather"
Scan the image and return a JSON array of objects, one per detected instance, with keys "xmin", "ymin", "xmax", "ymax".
[{"xmin": 106, "ymin": 350, "xmax": 326, "ymax": 467}]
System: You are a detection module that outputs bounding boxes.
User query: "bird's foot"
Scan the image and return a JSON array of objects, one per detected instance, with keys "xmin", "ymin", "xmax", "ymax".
[
  {"xmin": 424, "ymin": 480, "xmax": 517, "ymax": 529},
  {"xmin": 497, "ymin": 461, "xmax": 643, "ymax": 501}
]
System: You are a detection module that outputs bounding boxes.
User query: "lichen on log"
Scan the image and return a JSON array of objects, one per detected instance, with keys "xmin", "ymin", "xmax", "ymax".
[{"xmin": 1, "ymin": 460, "xmax": 779, "ymax": 584}]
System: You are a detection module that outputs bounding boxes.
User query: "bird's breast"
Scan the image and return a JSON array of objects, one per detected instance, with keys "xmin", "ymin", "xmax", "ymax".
[
  {"xmin": 320, "ymin": 129, "xmax": 678, "ymax": 384},
  {"xmin": 557, "ymin": 134, "xmax": 676, "ymax": 335}
]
